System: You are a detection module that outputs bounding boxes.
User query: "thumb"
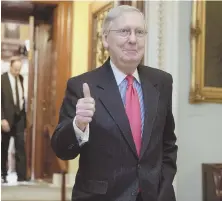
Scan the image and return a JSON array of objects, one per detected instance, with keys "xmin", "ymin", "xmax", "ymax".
[{"xmin": 83, "ymin": 83, "xmax": 91, "ymax": 98}]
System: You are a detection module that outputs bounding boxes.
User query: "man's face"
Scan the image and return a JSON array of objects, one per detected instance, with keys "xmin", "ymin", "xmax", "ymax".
[
  {"xmin": 103, "ymin": 11, "xmax": 146, "ymax": 72},
  {"xmin": 10, "ymin": 61, "xmax": 22, "ymax": 77}
]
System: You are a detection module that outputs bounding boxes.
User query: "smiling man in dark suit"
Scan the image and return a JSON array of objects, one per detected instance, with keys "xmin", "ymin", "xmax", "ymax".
[
  {"xmin": 51, "ymin": 5, "xmax": 177, "ymax": 201},
  {"xmin": 1, "ymin": 57, "xmax": 27, "ymax": 183}
]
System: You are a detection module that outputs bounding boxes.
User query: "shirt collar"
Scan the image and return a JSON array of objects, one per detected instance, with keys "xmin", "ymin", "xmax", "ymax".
[
  {"xmin": 8, "ymin": 71, "xmax": 14, "ymax": 79},
  {"xmin": 8, "ymin": 71, "xmax": 19, "ymax": 79},
  {"xmin": 110, "ymin": 60, "xmax": 140, "ymax": 86}
]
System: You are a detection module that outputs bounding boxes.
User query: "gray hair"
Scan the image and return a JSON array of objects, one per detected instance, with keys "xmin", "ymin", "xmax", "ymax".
[{"xmin": 102, "ymin": 5, "xmax": 144, "ymax": 34}]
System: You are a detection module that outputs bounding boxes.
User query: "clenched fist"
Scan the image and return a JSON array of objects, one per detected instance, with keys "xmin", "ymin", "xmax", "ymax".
[{"xmin": 75, "ymin": 83, "xmax": 95, "ymax": 132}]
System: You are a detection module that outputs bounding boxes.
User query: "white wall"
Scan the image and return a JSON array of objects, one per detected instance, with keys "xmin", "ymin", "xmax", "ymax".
[{"xmin": 145, "ymin": 1, "xmax": 222, "ymax": 201}]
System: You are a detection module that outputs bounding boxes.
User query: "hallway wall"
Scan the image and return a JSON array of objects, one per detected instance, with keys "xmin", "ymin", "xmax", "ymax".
[{"xmin": 71, "ymin": 2, "xmax": 90, "ymax": 77}]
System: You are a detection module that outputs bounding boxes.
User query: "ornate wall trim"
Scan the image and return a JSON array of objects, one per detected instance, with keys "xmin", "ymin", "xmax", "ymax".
[
  {"xmin": 88, "ymin": 2, "xmax": 114, "ymax": 71},
  {"xmin": 157, "ymin": 1, "xmax": 165, "ymax": 70},
  {"xmin": 144, "ymin": 1, "xmax": 165, "ymax": 70}
]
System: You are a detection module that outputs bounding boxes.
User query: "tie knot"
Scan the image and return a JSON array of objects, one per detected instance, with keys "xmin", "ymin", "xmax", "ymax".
[{"xmin": 126, "ymin": 75, "xmax": 134, "ymax": 86}]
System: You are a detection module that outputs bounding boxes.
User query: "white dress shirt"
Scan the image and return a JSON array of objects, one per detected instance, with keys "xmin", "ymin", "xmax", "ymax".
[
  {"xmin": 73, "ymin": 60, "xmax": 140, "ymax": 146},
  {"xmin": 8, "ymin": 72, "xmax": 24, "ymax": 111}
]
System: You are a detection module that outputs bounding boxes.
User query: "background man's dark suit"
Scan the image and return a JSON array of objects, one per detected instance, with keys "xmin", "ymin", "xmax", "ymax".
[
  {"xmin": 51, "ymin": 59, "xmax": 177, "ymax": 201},
  {"xmin": 1, "ymin": 72, "xmax": 27, "ymax": 181}
]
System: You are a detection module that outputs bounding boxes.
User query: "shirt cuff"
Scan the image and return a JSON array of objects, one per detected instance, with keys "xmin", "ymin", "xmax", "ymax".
[{"xmin": 73, "ymin": 116, "xmax": 89, "ymax": 146}]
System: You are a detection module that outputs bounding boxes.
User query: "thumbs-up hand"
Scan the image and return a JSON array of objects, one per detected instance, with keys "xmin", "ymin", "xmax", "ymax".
[{"xmin": 75, "ymin": 83, "xmax": 95, "ymax": 132}]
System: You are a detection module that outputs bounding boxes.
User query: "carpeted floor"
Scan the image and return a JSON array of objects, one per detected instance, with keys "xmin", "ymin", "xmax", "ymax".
[{"xmin": 1, "ymin": 172, "xmax": 72, "ymax": 201}]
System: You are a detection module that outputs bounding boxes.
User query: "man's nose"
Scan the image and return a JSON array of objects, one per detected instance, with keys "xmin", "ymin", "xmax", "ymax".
[{"xmin": 128, "ymin": 31, "xmax": 137, "ymax": 43}]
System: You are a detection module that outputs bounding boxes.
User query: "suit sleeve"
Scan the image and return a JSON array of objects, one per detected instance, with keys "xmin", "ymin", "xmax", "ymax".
[
  {"xmin": 1, "ymin": 96, "xmax": 5, "ymax": 120},
  {"xmin": 159, "ymin": 74, "xmax": 178, "ymax": 200},
  {"xmin": 1, "ymin": 76, "xmax": 5, "ymax": 120},
  {"xmin": 51, "ymin": 78, "xmax": 82, "ymax": 160},
  {"xmin": 1, "ymin": 111, "xmax": 5, "ymax": 120}
]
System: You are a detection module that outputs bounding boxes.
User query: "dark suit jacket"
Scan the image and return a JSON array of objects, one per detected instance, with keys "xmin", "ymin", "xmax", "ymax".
[
  {"xmin": 51, "ymin": 59, "xmax": 178, "ymax": 201},
  {"xmin": 1, "ymin": 72, "xmax": 26, "ymax": 129}
]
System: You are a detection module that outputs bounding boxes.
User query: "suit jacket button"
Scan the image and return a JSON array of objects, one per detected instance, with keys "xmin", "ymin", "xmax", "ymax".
[{"xmin": 137, "ymin": 164, "xmax": 141, "ymax": 169}]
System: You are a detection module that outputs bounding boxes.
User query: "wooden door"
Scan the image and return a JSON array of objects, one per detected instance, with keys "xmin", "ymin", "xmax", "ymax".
[
  {"xmin": 25, "ymin": 23, "xmax": 52, "ymax": 180},
  {"xmin": 30, "ymin": 2, "xmax": 73, "ymax": 180},
  {"xmin": 26, "ymin": 16, "xmax": 35, "ymax": 180},
  {"xmin": 33, "ymin": 24, "xmax": 53, "ymax": 179}
]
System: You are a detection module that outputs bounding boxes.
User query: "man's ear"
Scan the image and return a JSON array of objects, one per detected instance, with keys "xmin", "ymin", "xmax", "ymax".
[{"xmin": 102, "ymin": 32, "xmax": 109, "ymax": 49}]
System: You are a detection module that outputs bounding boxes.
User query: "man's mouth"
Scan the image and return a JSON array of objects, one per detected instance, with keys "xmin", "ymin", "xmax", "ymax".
[{"xmin": 123, "ymin": 49, "xmax": 137, "ymax": 52}]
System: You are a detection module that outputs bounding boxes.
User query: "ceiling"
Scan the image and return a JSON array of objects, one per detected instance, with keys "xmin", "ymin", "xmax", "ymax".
[{"xmin": 1, "ymin": 1, "xmax": 56, "ymax": 24}]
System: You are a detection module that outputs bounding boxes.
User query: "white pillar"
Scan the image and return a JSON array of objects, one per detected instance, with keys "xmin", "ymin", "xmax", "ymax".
[{"xmin": 144, "ymin": 1, "xmax": 180, "ymax": 198}]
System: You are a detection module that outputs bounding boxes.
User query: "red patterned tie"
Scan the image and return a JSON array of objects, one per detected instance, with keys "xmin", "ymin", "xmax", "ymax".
[{"xmin": 125, "ymin": 75, "xmax": 142, "ymax": 156}]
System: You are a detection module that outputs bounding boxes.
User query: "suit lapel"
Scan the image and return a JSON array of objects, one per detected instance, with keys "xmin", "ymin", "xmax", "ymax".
[
  {"xmin": 4, "ymin": 73, "xmax": 14, "ymax": 105},
  {"xmin": 138, "ymin": 66, "xmax": 160, "ymax": 159},
  {"xmin": 96, "ymin": 60, "xmax": 138, "ymax": 157},
  {"xmin": 94, "ymin": 61, "xmax": 160, "ymax": 158}
]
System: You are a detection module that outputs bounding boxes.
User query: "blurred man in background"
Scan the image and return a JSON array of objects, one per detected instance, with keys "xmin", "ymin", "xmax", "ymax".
[{"xmin": 1, "ymin": 56, "xmax": 27, "ymax": 183}]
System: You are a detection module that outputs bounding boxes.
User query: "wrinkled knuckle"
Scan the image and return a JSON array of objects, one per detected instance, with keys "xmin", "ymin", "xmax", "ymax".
[{"xmin": 90, "ymin": 111, "xmax": 94, "ymax": 116}]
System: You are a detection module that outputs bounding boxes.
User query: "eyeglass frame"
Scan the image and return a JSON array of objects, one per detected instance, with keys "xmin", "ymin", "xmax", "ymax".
[{"xmin": 107, "ymin": 28, "xmax": 148, "ymax": 38}]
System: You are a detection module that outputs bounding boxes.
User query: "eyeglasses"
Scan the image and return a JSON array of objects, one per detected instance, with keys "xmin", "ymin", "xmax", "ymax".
[{"xmin": 109, "ymin": 28, "xmax": 147, "ymax": 38}]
